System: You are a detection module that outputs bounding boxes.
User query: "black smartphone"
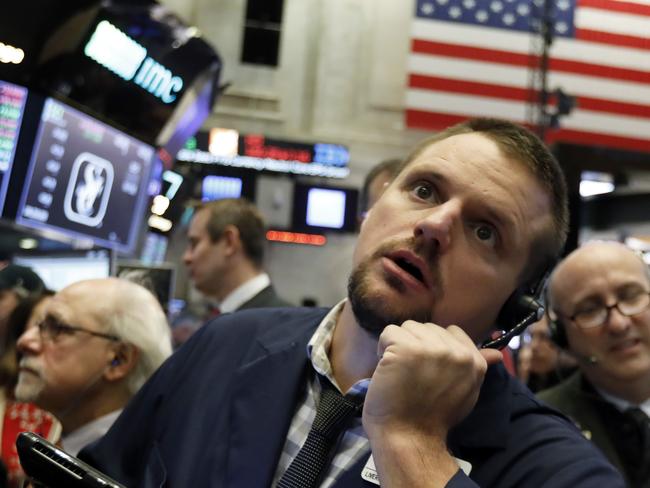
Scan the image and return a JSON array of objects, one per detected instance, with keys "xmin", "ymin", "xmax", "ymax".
[{"xmin": 16, "ymin": 432, "xmax": 126, "ymax": 488}]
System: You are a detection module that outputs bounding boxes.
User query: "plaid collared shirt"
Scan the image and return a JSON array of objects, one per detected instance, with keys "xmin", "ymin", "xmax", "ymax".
[{"xmin": 271, "ymin": 300, "xmax": 372, "ymax": 487}]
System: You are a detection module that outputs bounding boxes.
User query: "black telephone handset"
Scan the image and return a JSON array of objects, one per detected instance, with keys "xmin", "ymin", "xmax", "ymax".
[
  {"xmin": 480, "ymin": 266, "xmax": 551, "ymax": 350},
  {"xmin": 16, "ymin": 432, "xmax": 126, "ymax": 488},
  {"xmin": 480, "ymin": 292, "xmax": 545, "ymax": 349}
]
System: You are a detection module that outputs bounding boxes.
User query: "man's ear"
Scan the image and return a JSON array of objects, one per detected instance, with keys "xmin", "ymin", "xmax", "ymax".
[
  {"xmin": 221, "ymin": 224, "xmax": 241, "ymax": 256},
  {"xmin": 105, "ymin": 344, "xmax": 139, "ymax": 382}
]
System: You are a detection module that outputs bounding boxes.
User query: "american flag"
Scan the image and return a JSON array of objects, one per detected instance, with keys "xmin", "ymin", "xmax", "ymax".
[{"xmin": 406, "ymin": 0, "xmax": 650, "ymax": 152}]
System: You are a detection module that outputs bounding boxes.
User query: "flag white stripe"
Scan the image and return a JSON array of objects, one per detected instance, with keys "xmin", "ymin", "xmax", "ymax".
[
  {"xmin": 406, "ymin": 89, "xmax": 529, "ymax": 121},
  {"xmin": 577, "ymin": 7, "xmax": 650, "ymax": 37},
  {"xmin": 412, "ymin": 18, "xmax": 535, "ymax": 54},
  {"xmin": 406, "ymin": 88, "xmax": 650, "ymax": 138},
  {"xmin": 408, "ymin": 54, "xmax": 650, "ymax": 105},
  {"xmin": 411, "ymin": 19, "xmax": 650, "ymax": 71},
  {"xmin": 552, "ymin": 37, "xmax": 650, "ymax": 71}
]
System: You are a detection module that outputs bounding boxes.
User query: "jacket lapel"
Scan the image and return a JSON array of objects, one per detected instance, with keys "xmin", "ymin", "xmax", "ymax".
[{"xmin": 224, "ymin": 310, "xmax": 325, "ymax": 487}]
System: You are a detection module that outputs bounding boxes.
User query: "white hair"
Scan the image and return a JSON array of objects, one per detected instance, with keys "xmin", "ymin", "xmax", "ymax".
[{"xmin": 98, "ymin": 278, "xmax": 172, "ymax": 394}]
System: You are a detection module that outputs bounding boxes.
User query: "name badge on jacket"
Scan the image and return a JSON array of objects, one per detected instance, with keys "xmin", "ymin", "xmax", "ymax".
[{"xmin": 361, "ymin": 454, "xmax": 472, "ymax": 485}]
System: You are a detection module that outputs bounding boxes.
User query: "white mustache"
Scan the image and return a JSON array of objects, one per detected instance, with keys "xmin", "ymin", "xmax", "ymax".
[{"xmin": 18, "ymin": 359, "xmax": 42, "ymax": 376}]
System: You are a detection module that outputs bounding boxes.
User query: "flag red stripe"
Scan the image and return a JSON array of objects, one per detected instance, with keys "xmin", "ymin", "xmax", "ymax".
[
  {"xmin": 576, "ymin": 28, "xmax": 650, "ymax": 50},
  {"xmin": 412, "ymin": 39, "xmax": 650, "ymax": 83},
  {"xmin": 409, "ymin": 74, "xmax": 650, "ymax": 118},
  {"xmin": 547, "ymin": 127, "xmax": 650, "ymax": 151},
  {"xmin": 411, "ymin": 39, "xmax": 534, "ymax": 68},
  {"xmin": 548, "ymin": 57, "xmax": 650, "ymax": 83},
  {"xmin": 409, "ymin": 75, "xmax": 534, "ymax": 103},
  {"xmin": 578, "ymin": 95, "xmax": 650, "ymax": 118},
  {"xmin": 406, "ymin": 110, "xmax": 473, "ymax": 131},
  {"xmin": 407, "ymin": 109, "xmax": 650, "ymax": 151},
  {"xmin": 406, "ymin": 109, "xmax": 538, "ymax": 133},
  {"xmin": 578, "ymin": 0, "xmax": 650, "ymax": 17}
]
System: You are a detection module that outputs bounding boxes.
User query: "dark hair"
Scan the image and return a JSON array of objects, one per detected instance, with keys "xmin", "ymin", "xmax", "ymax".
[
  {"xmin": 0, "ymin": 290, "xmax": 54, "ymax": 392},
  {"xmin": 399, "ymin": 118, "xmax": 569, "ymax": 285},
  {"xmin": 193, "ymin": 198, "xmax": 266, "ymax": 268},
  {"xmin": 359, "ymin": 158, "xmax": 403, "ymax": 215}
]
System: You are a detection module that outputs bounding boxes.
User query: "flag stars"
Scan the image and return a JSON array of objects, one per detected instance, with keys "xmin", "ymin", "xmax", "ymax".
[
  {"xmin": 420, "ymin": 2, "xmax": 435, "ymax": 15},
  {"xmin": 502, "ymin": 12, "xmax": 516, "ymax": 25},
  {"xmin": 557, "ymin": 0, "xmax": 570, "ymax": 11},
  {"xmin": 517, "ymin": 3, "xmax": 530, "ymax": 16},
  {"xmin": 491, "ymin": 1, "xmax": 504, "ymax": 13},
  {"xmin": 450, "ymin": 6, "xmax": 462, "ymax": 18},
  {"xmin": 415, "ymin": 0, "xmax": 574, "ymax": 36}
]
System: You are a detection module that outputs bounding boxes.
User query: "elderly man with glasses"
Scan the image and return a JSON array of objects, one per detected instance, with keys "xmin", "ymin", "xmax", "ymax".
[
  {"xmin": 14, "ymin": 278, "xmax": 172, "ymax": 455},
  {"xmin": 539, "ymin": 241, "xmax": 650, "ymax": 487}
]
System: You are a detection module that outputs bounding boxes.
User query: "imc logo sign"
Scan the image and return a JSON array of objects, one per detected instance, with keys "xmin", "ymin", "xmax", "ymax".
[{"xmin": 84, "ymin": 20, "xmax": 184, "ymax": 104}]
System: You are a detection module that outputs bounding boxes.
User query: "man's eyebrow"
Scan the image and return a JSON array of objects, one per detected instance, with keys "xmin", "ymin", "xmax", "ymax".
[
  {"xmin": 573, "ymin": 295, "xmax": 602, "ymax": 309},
  {"xmin": 481, "ymin": 203, "xmax": 515, "ymax": 236},
  {"xmin": 43, "ymin": 308, "xmax": 70, "ymax": 324},
  {"xmin": 398, "ymin": 167, "xmax": 447, "ymax": 188}
]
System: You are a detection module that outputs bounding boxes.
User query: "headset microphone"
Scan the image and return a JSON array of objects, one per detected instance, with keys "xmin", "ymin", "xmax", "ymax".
[
  {"xmin": 569, "ymin": 350, "xmax": 599, "ymax": 365},
  {"xmin": 481, "ymin": 294, "xmax": 545, "ymax": 350}
]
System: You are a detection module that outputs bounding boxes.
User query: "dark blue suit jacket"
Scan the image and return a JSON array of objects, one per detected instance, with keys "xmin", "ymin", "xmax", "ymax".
[{"xmin": 81, "ymin": 307, "xmax": 624, "ymax": 487}]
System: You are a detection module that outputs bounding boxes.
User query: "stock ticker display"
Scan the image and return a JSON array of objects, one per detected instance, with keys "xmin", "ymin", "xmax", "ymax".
[
  {"xmin": 17, "ymin": 98, "xmax": 154, "ymax": 252},
  {"xmin": 0, "ymin": 80, "xmax": 28, "ymax": 214}
]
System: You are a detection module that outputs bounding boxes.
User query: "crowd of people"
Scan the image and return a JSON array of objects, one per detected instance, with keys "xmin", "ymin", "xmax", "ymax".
[{"xmin": 0, "ymin": 118, "xmax": 647, "ymax": 487}]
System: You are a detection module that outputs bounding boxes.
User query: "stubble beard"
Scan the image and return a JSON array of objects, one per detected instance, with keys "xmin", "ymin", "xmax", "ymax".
[{"xmin": 347, "ymin": 238, "xmax": 438, "ymax": 336}]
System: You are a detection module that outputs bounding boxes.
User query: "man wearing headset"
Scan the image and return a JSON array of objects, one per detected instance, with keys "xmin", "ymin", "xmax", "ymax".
[
  {"xmin": 14, "ymin": 278, "xmax": 172, "ymax": 455},
  {"xmin": 540, "ymin": 241, "xmax": 650, "ymax": 487},
  {"xmin": 82, "ymin": 119, "xmax": 623, "ymax": 487}
]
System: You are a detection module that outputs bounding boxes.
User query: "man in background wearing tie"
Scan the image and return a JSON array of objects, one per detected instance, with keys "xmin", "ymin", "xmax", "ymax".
[
  {"xmin": 182, "ymin": 198, "xmax": 292, "ymax": 313},
  {"xmin": 540, "ymin": 241, "xmax": 650, "ymax": 487}
]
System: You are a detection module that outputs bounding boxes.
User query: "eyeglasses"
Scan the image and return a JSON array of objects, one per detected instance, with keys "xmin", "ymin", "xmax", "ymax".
[
  {"xmin": 567, "ymin": 291, "xmax": 650, "ymax": 329},
  {"xmin": 36, "ymin": 317, "xmax": 120, "ymax": 343}
]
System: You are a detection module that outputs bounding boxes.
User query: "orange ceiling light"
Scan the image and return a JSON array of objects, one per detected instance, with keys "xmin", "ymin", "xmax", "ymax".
[{"xmin": 266, "ymin": 230, "xmax": 327, "ymax": 246}]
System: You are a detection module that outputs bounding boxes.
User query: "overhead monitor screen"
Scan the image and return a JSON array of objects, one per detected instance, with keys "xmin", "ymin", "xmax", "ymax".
[
  {"xmin": 306, "ymin": 188, "xmax": 346, "ymax": 229},
  {"xmin": 292, "ymin": 183, "xmax": 358, "ymax": 233},
  {"xmin": 201, "ymin": 175, "xmax": 243, "ymax": 201},
  {"xmin": 0, "ymin": 80, "xmax": 28, "ymax": 214},
  {"xmin": 16, "ymin": 98, "xmax": 154, "ymax": 253},
  {"xmin": 13, "ymin": 249, "xmax": 113, "ymax": 291}
]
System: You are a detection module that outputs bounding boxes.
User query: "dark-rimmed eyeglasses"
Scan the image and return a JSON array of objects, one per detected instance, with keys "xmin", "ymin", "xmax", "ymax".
[
  {"xmin": 566, "ymin": 291, "xmax": 650, "ymax": 329},
  {"xmin": 36, "ymin": 317, "xmax": 120, "ymax": 343}
]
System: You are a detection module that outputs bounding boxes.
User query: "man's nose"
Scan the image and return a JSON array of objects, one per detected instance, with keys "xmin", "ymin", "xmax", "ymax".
[
  {"xmin": 17, "ymin": 326, "xmax": 41, "ymax": 354},
  {"xmin": 413, "ymin": 200, "xmax": 461, "ymax": 254},
  {"xmin": 182, "ymin": 248, "xmax": 192, "ymax": 266},
  {"xmin": 605, "ymin": 306, "xmax": 633, "ymax": 335}
]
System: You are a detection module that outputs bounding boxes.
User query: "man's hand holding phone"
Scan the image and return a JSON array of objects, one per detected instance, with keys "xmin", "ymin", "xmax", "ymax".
[{"xmin": 362, "ymin": 320, "xmax": 503, "ymax": 487}]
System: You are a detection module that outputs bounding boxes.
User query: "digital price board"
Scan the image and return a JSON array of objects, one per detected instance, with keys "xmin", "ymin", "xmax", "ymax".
[
  {"xmin": 16, "ymin": 98, "xmax": 154, "ymax": 253},
  {"xmin": 0, "ymin": 80, "xmax": 28, "ymax": 213}
]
